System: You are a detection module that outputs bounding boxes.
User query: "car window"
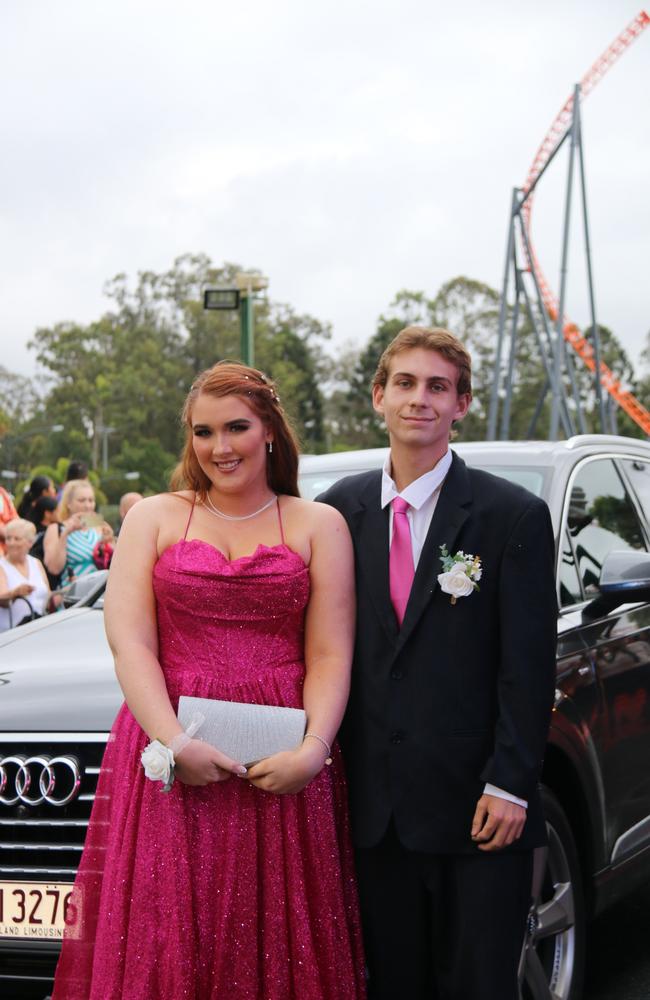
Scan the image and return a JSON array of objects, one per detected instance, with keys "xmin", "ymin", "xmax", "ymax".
[
  {"xmin": 620, "ymin": 459, "xmax": 650, "ymax": 526},
  {"xmin": 565, "ymin": 458, "xmax": 647, "ymax": 599},
  {"xmin": 473, "ymin": 466, "xmax": 546, "ymax": 497},
  {"xmin": 559, "ymin": 527, "xmax": 583, "ymax": 606}
]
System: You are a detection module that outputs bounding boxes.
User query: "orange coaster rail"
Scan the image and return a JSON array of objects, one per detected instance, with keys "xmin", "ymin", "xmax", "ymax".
[{"xmin": 520, "ymin": 11, "xmax": 650, "ymax": 434}]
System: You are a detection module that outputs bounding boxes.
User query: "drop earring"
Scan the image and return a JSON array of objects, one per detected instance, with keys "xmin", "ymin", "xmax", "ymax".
[{"xmin": 268, "ymin": 441, "xmax": 273, "ymax": 454}]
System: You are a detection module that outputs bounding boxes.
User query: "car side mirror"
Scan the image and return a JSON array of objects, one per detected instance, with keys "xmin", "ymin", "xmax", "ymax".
[{"xmin": 583, "ymin": 550, "xmax": 650, "ymax": 620}]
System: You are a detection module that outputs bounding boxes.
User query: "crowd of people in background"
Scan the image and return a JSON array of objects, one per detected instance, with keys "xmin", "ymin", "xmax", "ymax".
[{"xmin": 0, "ymin": 461, "xmax": 143, "ymax": 632}]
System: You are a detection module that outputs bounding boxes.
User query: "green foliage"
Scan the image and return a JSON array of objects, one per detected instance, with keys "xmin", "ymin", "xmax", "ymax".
[
  {"xmin": 255, "ymin": 304, "xmax": 329, "ymax": 453},
  {"xmin": 505, "ymin": 322, "xmax": 646, "ymax": 441},
  {"xmin": 0, "ymin": 367, "xmax": 40, "ymax": 430},
  {"xmin": 325, "ymin": 277, "xmax": 502, "ymax": 448},
  {"xmin": 591, "ymin": 494, "xmax": 645, "ymax": 549},
  {"xmin": 429, "ymin": 277, "xmax": 500, "ymax": 441},
  {"xmin": 13, "ymin": 254, "xmax": 329, "ymax": 484},
  {"xmin": 14, "ymin": 464, "xmax": 59, "ymax": 509},
  {"xmin": 5, "ymin": 261, "xmax": 648, "ymax": 486},
  {"xmin": 580, "ymin": 325, "xmax": 645, "ymax": 439},
  {"xmin": 324, "ymin": 317, "xmax": 406, "ymax": 450},
  {"xmin": 107, "ymin": 439, "xmax": 177, "ymax": 500}
]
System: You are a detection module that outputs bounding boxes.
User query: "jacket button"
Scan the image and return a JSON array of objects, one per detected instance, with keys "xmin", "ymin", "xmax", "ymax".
[
  {"xmin": 390, "ymin": 731, "xmax": 404, "ymax": 744},
  {"xmin": 390, "ymin": 669, "xmax": 403, "ymax": 680}
]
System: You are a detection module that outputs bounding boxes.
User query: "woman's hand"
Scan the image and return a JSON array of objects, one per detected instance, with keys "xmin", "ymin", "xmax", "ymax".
[
  {"xmin": 1, "ymin": 581, "xmax": 35, "ymax": 607},
  {"xmin": 246, "ymin": 741, "xmax": 327, "ymax": 795},
  {"xmin": 100, "ymin": 522, "xmax": 115, "ymax": 542},
  {"xmin": 173, "ymin": 738, "xmax": 247, "ymax": 787},
  {"xmin": 63, "ymin": 513, "xmax": 84, "ymax": 536}
]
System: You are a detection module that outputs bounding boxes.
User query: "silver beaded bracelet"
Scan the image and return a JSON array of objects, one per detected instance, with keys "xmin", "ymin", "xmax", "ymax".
[{"xmin": 304, "ymin": 732, "xmax": 333, "ymax": 765}]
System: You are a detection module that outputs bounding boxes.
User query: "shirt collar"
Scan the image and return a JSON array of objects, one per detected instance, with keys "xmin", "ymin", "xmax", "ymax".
[{"xmin": 380, "ymin": 449, "xmax": 453, "ymax": 510}]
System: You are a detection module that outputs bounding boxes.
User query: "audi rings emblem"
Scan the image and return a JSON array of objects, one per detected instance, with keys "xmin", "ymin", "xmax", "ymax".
[{"xmin": 0, "ymin": 755, "xmax": 82, "ymax": 807}]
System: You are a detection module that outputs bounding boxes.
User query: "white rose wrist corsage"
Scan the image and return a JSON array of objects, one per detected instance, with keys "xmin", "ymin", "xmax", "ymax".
[
  {"xmin": 141, "ymin": 712, "xmax": 205, "ymax": 792},
  {"xmin": 141, "ymin": 740, "xmax": 176, "ymax": 792},
  {"xmin": 438, "ymin": 545, "xmax": 482, "ymax": 605}
]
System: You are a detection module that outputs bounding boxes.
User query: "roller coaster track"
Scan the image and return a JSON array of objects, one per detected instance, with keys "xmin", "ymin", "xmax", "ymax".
[{"xmin": 520, "ymin": 10, "xmax": 650, "ymax": 434}]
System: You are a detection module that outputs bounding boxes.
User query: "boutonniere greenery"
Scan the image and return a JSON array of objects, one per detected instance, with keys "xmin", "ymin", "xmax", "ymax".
[{"xmin": 438, "ymin": 545, "xmax": 482, "ymax": 605}]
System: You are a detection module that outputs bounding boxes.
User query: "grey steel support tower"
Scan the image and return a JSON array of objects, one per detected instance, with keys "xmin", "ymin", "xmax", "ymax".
[{"xmin": 487, "ymin": 11, "xmax": 650, "ymax": 441}]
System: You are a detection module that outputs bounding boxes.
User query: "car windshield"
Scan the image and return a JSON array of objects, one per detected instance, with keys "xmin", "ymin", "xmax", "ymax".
[{"xmin": 299, "ymin": 464, "xmax": 548, "ymax": 501}]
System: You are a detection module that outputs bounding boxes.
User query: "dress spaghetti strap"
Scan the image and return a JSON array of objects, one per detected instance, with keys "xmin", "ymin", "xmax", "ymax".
[
  {"xmin": 276, "ymin": 496, "xmax": 286, "ymax": 546},
  {"xmin": 183, "ymin": 493, "xmax": 197, "ymax": 541}
]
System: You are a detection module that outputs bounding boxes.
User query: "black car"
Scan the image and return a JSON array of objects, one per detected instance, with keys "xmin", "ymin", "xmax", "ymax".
[{"xmin": 3, "ymin": 435, "xmax": 650, "ymax": 1000}]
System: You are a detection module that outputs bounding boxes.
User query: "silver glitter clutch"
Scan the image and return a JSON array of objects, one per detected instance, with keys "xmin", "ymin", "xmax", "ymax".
[{"xmin": 177, "ymin": 696, "xmax": 306, "ymax": 766}]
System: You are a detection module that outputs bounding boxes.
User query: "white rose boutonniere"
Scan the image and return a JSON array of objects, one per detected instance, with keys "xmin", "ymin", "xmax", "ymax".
[
  {"xmin": 141, "ymin": 739, "xmax": 175, "ymax": 792},
  {"xmin": 438, "ymin": 544, "xmax": 482, "ymax": 605}
]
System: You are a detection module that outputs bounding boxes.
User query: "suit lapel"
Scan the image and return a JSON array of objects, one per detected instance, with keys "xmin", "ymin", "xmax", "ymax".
[
  {"xmin": 352, "ymin": 475, "xmax": 398, "ymax": 641},
  {"xmin": 395, "ymin": 453, "xmax": 473, "ymax": 651}
]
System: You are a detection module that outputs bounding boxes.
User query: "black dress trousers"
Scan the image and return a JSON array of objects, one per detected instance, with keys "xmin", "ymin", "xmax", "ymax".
[{"xmin": 354, "ymin": 821, "xmax": 533, "ymax": 1000}]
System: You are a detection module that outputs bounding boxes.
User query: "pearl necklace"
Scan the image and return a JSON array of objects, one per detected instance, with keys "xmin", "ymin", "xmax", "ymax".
[{"xmin": 202, "ymin": 492, "xmax": 277, "ymax": 522}]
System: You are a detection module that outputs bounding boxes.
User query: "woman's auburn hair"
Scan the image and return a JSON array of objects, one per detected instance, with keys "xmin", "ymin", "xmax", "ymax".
[
  {"xmin": 57, "ymin": 480, "xmax": 95, "ymax": 522},
  {"xmin": 170, "ymin": 361, "xmax": 300, "ymax": 498}
]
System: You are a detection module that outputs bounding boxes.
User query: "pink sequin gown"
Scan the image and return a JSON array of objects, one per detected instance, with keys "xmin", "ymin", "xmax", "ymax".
[{"xmin": 52, "ymin": 539, "xmax": 366, "ymax": 999}]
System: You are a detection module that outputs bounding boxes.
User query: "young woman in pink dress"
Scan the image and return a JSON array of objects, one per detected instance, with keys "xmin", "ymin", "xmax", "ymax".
[{"xmin": 52, "ymin": 362, "xmax": 366, "ymax": 999}]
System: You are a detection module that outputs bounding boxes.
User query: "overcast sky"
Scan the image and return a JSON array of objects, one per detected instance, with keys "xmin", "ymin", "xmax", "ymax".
[{"xmin": 2, "ymin": 1, "xmax": 648, "ymax": 382}]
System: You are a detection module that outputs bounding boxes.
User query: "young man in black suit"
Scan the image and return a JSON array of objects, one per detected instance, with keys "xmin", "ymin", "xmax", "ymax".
[{"xmin": 319, "ymin": 327, "xmax": 557, "ymax": 1000}]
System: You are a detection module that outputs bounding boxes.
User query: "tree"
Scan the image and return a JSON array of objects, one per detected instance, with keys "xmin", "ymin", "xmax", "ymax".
[
  {"xmin": 583, "ymin": 324, "xmax": 645, "ymax": 439},
  {"xmin": 166, "ymin": 255, "xmax": 330, "ymax": 450},
  {"xmin": 29, "ymin": 314, "xmax": 187, "ymax": 477},
  {"xmin": 508, "ymin": 322, "xmax": 644, "ymax": 440},
  {"xmin": 0, "ymin": 367, "xmax": 40, "ymax": 431},
  {"xmin": 326, "ymin": 278, "xmax": 502, "ymax": 448},
  {"xmin": 0, "ymin": 367, "xmax": 45, "ymax": 473},
  {"xmin": 27, "ymin": 254, "xmax": 331, "ymax": 489},
  {"xmin": 429, "ymin": 277, "xmax": 500, "ymax": 441},
  {"xmin": 108, "ymin": 440, "xmax": 177, "ymax": 500}
]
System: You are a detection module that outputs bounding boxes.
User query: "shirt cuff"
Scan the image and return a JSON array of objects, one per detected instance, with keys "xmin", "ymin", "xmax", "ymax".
[{"xmin": 483, "ymin": 783, "xmax": 528, "ymax": 809}]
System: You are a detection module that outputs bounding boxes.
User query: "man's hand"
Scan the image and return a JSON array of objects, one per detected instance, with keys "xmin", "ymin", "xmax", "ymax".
[{"xmin": 471, "ymin": 793, "xmax": 526, "ymax": 851}]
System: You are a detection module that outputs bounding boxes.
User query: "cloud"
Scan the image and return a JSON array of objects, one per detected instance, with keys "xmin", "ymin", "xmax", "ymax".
[{"xmin": 1, "ymin": 0, "xmax": 648, "ymax": 380}]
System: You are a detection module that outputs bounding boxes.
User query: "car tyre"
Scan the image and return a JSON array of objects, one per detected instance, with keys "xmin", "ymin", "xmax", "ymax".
[{"xmin": 520, "ymin": 787, "xmax": 586, "ymax": 1000}]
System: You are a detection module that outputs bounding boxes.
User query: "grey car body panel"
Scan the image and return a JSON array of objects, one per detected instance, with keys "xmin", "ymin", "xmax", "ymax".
[{"xmin": 0, "ymin": 607, "xmax": 118, "ymax": 731}]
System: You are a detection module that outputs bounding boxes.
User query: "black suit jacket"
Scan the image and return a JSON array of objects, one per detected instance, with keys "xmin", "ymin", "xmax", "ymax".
[{"xmin": 319, "ymin": 452, "xmax": 557, "ymax": 854}]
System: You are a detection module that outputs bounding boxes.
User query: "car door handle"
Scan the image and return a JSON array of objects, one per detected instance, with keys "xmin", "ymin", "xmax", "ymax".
[{"xmin": 578, "ymin": 665, "xmax": 592, "ymax": 676}]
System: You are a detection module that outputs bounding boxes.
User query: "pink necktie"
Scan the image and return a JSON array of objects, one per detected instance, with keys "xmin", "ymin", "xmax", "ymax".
[{"xmin": 389, "ymin": 497, "xmax": 415, "ymax": 626}]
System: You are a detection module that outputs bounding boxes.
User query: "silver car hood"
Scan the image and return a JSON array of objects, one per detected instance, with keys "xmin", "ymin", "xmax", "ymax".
[{"xmin": 0, "ymin": 608, "xmax": 121, "ymax": 732}]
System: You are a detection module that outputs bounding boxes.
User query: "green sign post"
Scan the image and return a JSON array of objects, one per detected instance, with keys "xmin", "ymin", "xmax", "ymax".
[
  {"xmin": 239, "ymin": 286, "xmax": 254, "ymax": 367},
  {"xmin": 203, "ymin": 273, "xmax": 268, "ymax": 367}
]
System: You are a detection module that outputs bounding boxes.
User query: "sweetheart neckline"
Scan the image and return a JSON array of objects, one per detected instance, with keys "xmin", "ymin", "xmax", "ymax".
[{"xmin": 157, "ymin": 537, "xmax": 309, "ymax": 569}]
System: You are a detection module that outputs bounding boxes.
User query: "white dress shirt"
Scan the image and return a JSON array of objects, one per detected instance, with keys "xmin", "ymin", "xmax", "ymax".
[{"xmin": 381, "ymin": 449, "xmax": 527, "ymax": 810}]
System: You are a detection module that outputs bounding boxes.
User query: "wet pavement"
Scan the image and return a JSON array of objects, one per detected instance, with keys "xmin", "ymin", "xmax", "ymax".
[
  {"xmin": 585, "ymin": 881, "xmax": 650, "ymax": 999},
  {"xmin": 6, "ymin": 881, "xmax": 650, "ymax": 1000}
]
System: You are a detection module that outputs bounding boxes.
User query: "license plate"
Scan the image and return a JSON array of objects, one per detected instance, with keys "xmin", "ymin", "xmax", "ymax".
[{"xmin": 0, "ymin": 881, "xmax": 80, "ymax": 940}]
